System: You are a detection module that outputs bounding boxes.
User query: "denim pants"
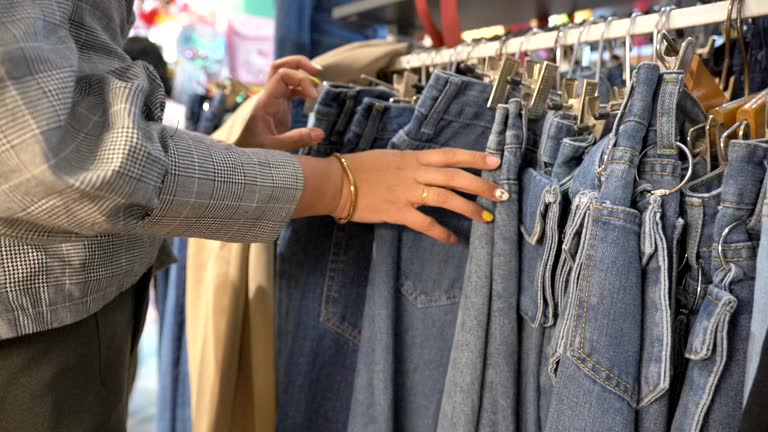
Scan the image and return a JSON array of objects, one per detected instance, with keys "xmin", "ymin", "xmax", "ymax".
[
  {"xmin": 633, "ymin": 71, "xmax": 691, "ymax": 432},
  {"xmin": 672, "ymin": 139, "xmax": 766, "ymax": 432},
  {"xmin": 545, "ymin": 62, "xmax": 661, "ymax": 432},
  {"xmin": 674, "ymin": 167, "xmax": 726, "ymax": 410},
  {"xmin": 275, "ymin": 84, "xmax": 398, "ymax": 432},
  {"xmin": 547, "ymin": 133, "xmax": 610, "ymax": 384},
  {"xmin": 347, "ymin": 71, "xmax": 496, "ymax": 432},
  {"xmin": 155, "ymin": 238, "xmax": 192, "ymax": 432},
  {"xmin": 437, "ymin": 100, "xmax": 524, "ymax": 431},
  {"xmin": 518, "ymin": 109, "xmax": 578, "ymax": 432},
  {"xmin": 746, "ymin": 175, "xmax": 768, "ymax": 400}
]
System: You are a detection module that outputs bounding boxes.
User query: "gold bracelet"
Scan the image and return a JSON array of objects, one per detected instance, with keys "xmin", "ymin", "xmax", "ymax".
[{"xmin": 331, "ymin": 152, "xmax": 357, "ymax": 224}]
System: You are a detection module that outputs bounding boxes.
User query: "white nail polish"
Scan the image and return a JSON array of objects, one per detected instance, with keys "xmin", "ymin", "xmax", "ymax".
[{"xmin": 495, "ymin": 188, "xmax": 509, "ymax": 201}]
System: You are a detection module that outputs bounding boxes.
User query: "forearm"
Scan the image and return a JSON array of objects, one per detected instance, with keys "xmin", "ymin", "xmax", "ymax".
[{"xmin": 292, "ymin": 155, "xmax": 349, "ymax": 219}]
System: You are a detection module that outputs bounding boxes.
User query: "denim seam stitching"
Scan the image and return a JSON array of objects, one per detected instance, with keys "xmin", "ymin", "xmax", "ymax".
[
  {"xmin": 638, "ymin": 171, "xmax": 680, "ymax": 177},
  {"xmin": 720, "ymin": 201, "xmax": 758, "ymax": 209}
]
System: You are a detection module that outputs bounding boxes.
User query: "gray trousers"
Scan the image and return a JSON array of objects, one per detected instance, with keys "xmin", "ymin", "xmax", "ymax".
[{"xmin": 0, "ymin": 271, "xmax": 151, "ymax": 432}]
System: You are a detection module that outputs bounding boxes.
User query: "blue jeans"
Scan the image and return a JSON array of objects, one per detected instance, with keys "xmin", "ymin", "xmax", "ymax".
[
  {"xmin": 155, "ymin": 238, "xmax": 192, "ymax": 432},
  {"xmin": 745, "ymin": 175, "xmax": 768, "ymax": 400},
  {"xmin": 672, "ymin": 139, "xmax": 766, "ymax": 431},
  {"xmin": 347, "ymin": 71, "xmax": 496, "ymax": 432},
  {"xmin": 343, "ymin": 98, "xmax": 415, "ymax": 153},
  {"xmin": 518, "ymin": 109, "xmax": 578, "ymax": 432},
  {"xmin": 633, "ymin": 71, "xmax": 691, "ymax": 432},
  {"xmin": 544, "ymin": 62, "xmax": 661, "ymax": 432},
  {"xmin": 275, "ymin": 84, "xmax": 401, "ymax": 432},
  {"xmin": 437, "ymin": 100, "xmax": 525, "ymax": 431},
  {"xmin": 547, "ymin": 133, "xmax": 611, "ymax": 384}
]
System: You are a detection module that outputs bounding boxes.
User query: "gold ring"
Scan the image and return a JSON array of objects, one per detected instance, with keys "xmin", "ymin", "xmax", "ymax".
[{"xmin": 421, "ymin": 187, "xmax": 429, "ymax": 206}]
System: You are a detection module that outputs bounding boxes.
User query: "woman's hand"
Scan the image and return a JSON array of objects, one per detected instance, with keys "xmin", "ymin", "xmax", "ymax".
[
  {"xmin": 236, "ymin": 55, "xmax": 326, "ymax": 151},
  {"xmin": 293, "ymin": 148, "xmax": 508, "ymax": 243}
]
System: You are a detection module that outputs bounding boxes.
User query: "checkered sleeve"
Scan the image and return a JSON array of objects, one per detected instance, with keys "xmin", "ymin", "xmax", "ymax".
[{"xmin": 0, "ymin": 0, "xmax": 304, "ymax": 244}]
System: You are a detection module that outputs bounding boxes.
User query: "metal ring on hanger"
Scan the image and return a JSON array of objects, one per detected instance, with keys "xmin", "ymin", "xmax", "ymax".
[
  {"xmin": 596, "ymin": 16, "xmax": 618, "ymax": 80},
  {"xmin": 635, "ymin": 141, "xmax": 695, "ymax": 196},
  {"xmin": 625, "ymin": 11, "xmax": 643, "ymax": 85},
  {"xmin": 687, "ymin": 265, "xmax": 705, "ymax": 314},
  {"xmin": 717, "ymin": 219, "xmax": 750, "ymax": 271}
]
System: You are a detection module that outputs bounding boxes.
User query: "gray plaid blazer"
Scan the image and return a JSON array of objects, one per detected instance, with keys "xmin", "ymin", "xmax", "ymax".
[{"xmin": 0, "ymin": 0, "xmax": 303, "ymax": 339}]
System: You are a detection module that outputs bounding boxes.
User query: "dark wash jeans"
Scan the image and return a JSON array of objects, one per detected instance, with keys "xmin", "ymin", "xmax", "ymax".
[
  {"xmin": 347, "ymin": 71, "xmax": 496, "ymax": 432},
  {"xmin": 275, "ymin": 84, "xmax": 401, "ymax": 432},
  {"xmin": 438, "ymin": 100, "xmax": 525, "ymax": 431}
]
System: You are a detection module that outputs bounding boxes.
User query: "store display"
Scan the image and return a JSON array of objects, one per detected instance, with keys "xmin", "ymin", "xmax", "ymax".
[{"xmin": 270, "ymin": 2, "xmax": 768, "ymax": 432}]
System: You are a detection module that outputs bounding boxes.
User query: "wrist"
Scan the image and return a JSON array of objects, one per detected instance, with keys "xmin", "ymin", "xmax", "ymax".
[{"xmin": 292, "ymin": 155, "xmax": 350, "ymax": 219}]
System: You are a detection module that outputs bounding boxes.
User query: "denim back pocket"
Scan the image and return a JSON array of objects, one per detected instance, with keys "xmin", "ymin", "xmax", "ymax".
[
  {"xmin": 390, "ymin": 136, "xmax": 473, "ymax": 308},
  {"xmin": 398, "ymin": 206, "xmax": 471, "ymax": 307},
  {"xmin": 519, "ymin": 168, "xmax": 561, "ymax": 327},
  {"xmin": 568, "ymin": 202, "xmax": 643, "ymax": 406}
]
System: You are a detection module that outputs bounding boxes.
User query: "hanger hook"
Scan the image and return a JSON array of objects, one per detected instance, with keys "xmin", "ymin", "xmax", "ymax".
[
  {"xmin": 721, "ymin": 0, "xmax": 738, "ymax": 92},
  {"xmin": 652, "ymin": 6, "xmax": 673, "ymax": 63},
  {"xmin": 625, "ymin": 11, "xmax": 643, "ymax": 86},
  {"xmin": 496, "ymin": 33, "xmax": 515, "ymax": 58},
  {"xmin": 555, "ymin": 24, "xmax": 577, "ymax": 91},
  {"xmin": 596, "ymin": 16, "xmax": 617, "ymax": 81},
  {"xmin": 465, "ymin": 38, "xmax": 484, "ymax": 63},
  {"xmin": 571, "ymin": 17, "xmax": 605, "ymax": 76},
  {"xmin": 736, "ymin": 0, "xmax": 750, "ymax": 96},
  {"xmin": 516, "ymin": 28, "xmax": 544, "ymax": 61}
]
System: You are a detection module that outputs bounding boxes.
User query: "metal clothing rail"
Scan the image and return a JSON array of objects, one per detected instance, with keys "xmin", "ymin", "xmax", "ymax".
[{"xmin": 389, "ymin": 0, "xmax": 768, "ymax": 70}]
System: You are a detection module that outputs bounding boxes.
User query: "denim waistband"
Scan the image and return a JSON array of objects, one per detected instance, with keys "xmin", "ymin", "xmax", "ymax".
[
  {"xmin": 311, "ymin": 83, "xmax": 396, "ymax": 154},
  {"xmin": 398, "ymin": 71, "xmax": 495, "ymax": 145},
  {"xmin": 534, "ymin": 110, "xmax": 577, "ymax": 174},
  {"xmin": 343, "ymin": 98, "xmax": 414, "ymax": 153}
]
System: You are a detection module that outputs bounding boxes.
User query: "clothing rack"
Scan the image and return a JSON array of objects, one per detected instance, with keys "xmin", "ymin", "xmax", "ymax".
[{"xmin": 389, "ymin": 0, "xmax": 768, "ymax": 70}]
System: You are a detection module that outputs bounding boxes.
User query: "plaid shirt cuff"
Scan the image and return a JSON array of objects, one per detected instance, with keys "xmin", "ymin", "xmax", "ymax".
[{"xmin": 145, "ymin": 128, "xmax": 304, "ymax": 242}]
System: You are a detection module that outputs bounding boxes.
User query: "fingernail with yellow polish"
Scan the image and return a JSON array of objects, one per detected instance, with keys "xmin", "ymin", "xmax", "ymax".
[
  {"xmin": 482, "ymin": 211, "xmax": 495, "ymax": 223},
  {"xmin": 310, "ymin": 76, "xmax": 322, "ymax": 86}
]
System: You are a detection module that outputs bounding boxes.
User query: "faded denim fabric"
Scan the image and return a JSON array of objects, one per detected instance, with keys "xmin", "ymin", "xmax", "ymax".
[
  {"xmin": 347, "ymin": 71, "xmax": 496, "ymax": 432},
  {"xmin": 518, "ymin": 109, "xmax": 578, "ymax": 432},
  {"xmin": 633, "ymin": 71, "xmax": 688, "ymax": 432},
  {"xmin": 745, "ymin": 174, "xmax": 768, "ymax": 400},
  {"xmin": 545, "ymin": 63, "xmax": 661, "ymax": 432},
  {"xmin": 438, "ymin": 100, "xmax": 524, "ymax": 431},
  {"xmin": 673, "ymin": 139, "xmax": 766, "ymax": 432}
]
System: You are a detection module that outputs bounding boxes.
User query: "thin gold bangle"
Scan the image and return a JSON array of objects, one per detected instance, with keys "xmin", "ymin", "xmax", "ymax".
[{"xmin": 331, "ymin": 152, "xmax": 357, "ymax": 224}]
